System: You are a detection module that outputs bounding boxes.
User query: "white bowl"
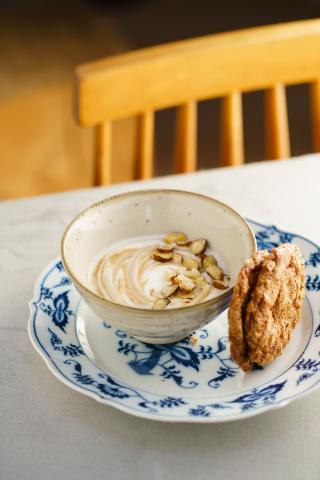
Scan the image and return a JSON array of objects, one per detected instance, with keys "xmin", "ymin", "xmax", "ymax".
[{"xmin": 61, "ymin": 189, "xmax": 256, "ymax": 344}]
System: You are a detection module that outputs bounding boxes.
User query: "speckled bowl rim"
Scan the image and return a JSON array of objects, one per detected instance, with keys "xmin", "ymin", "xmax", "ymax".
[{"xmin": 61, "ymin": 189, "xmax": 257, "ymax": 315}]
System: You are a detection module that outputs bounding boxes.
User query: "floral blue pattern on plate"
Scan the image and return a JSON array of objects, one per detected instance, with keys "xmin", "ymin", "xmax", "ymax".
[{"xmin": 28, "ymin": 220, "xmax": 320, "ymax": 422}]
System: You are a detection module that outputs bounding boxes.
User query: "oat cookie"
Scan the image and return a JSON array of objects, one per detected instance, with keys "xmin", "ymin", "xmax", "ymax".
[
  {"xmin": 228, "ymin": 250, "xmax": 270, "ymax": 371},
  {"xmin": 228, "ymin": 244, "xmax": 305, "ymax": 371}
]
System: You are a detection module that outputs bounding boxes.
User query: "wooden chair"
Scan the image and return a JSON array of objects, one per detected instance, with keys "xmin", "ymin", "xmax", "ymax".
[{"xmin": 75, "ymin": 19, "xmax": 320, "ymax": 185}]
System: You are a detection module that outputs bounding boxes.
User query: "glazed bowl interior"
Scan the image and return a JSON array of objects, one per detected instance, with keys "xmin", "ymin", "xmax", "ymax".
[{"xmin": 62, "ymin": 189, "xmax": 255, "ymax": 307}]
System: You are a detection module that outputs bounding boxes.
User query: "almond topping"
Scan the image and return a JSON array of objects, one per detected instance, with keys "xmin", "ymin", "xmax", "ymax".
[
  {"xmin": 161, "ymin": 284, "xmax": 179, "ymax": 298},
  {"xmin": 173, "ymin": 274, "xmax": 195, "ymax": 291},
  {"xmin": 195, "ymin": 276, "xmax": 208, "ymax": 286},
  {"xmin": 183, "ymin": 255, "xmax": 199, "ymax": 270},
  {"xmin": 196, "ymin": 256, "xmax": 204, "ymax": 271},
  {"xmin": 212, "ymin": 280, "xmax": 228, "ymax": 290},
  {"xmin": 190, "ymin": 239, "xmax": 207, "ymax": 255},
  {"xmin": 176, "ymin": 240, "xmax": 191, "ymax": 247},
  {"xmin": 203, "ymin": 255, "xmax": 218, "ymax": 269},
  {"xmin": 157, "ymin": 244, "xmax": 174, "ymax": 253},
  {"xmin": 172, "ymin": 253, "xmax": 182, "ymax": 264},
  {"xmin": 185, "ymin": 268, "xmax": 201, "ymax": 279},
  {"xmin": 150, "ymin": 234, "xmax": 228, "ymax": 306},
  {"xmin": 177, "ymin": 289, "xmax": 195, "ymax": 299},
  {"xmin": 164, "ymin": 232, "xmax": 187, "ymax": 244},
  {"xmin": 152, "ymin": 298, "xmax": 170, "ymax": 310},
  {"xmin": 153, "ymin": 250, "xmax": 173, "ymax": 262},
  {"xmin": 205, "ymin": 264, "xmax": 223, "ymax": 280}
]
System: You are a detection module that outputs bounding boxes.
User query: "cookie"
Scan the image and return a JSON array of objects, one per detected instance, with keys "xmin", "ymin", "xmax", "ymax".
[
  {"xmin": 228, "ymin": 244, "xmax": 305, "ymax": 371},
  {"xmin": 228, "ymin": 250, "xmax": 270, "ymax": 371}
]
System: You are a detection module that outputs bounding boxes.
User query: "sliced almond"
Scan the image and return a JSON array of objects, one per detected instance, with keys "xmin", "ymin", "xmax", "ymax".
[
  {"xmin": 172, "ymin": 253, "xmax": 182, "ymax": 264},
  {"xmin": 203, "ymin": 272, "xmax": 213, "ymax": 284},
  {"xmin": 157, "ymin": 244, "xmax": 174, "ymax": 253},
  {"xmin": 205, "ymin": 264, "xmax": 223, "ymax": 280},
  {"xmin": 176, "ymin": 240, "xmax": 191, "ymax": 247},
  {"xmin": 212, "ymin": 280, "xmax": 228, "ymax": 290},
  {"xmin": 195, "ymin": 276, "xmax": 208, "ymax": 286},
  {"xmin": 190, "ymin": 239, "xmax": 207, "ymax": 255},
  {"xmin": 174, "ymin": 274, "xmax": 195, "ymax": 291},
  {"xmin": 196, "ymin": 256, "xmax": 204, "ymax": 271},
  {"xmin": 185, "ymin": 268, "xmax": 201, "ymax": 279},
  {"xmin": 164, "ymin": 232, "xmax": 187, "ymax": 244},
  {"xmin": 161, "ymin": 284, "xmax": 178, "ymax": 298},
  {"xmin": 152, "ymin": 298, "xmax": 170, "ymax": 310},
  {"xmin": 153, "ymin": 250, "xmax": 173, "ymax": 262},
  {"xmin": 177, "ymin": 289, "xmax": 195, "ymax": 299},
  {"xmin": 203, "ymin": 255, "xmax": 218, "ymax": 270},
  {"xmin": 183, "ymin": 255, "xmax": 199, "ymax": 270}
]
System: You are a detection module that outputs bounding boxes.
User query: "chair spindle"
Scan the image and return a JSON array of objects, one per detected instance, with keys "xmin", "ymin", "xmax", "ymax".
[
  {"xmin": 95, "ymin": 122, "xmax": 112, "ymax": 185},
  {"xmin": 174, "ymin": 101, "xmax": 197, "ymax": 173},
  {"xmin": 137, "ymin": 110, "xmax": 154, "ymax": 179},
  {"xmin": 220, "ymin": 91, "xmax": 244, "ymax": 166},
  {"xmin": 265, "ymin": 83, "xmax": 290, "ymax": 160},
  {"xmin": 311, "ymin": 80, "xmax": 320, "ymax": 152}
]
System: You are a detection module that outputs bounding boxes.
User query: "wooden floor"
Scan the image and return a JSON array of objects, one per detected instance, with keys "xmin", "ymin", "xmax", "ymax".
[{"xmin": 1, "ymin": 0, "xmax": 319, "ymax": 199}]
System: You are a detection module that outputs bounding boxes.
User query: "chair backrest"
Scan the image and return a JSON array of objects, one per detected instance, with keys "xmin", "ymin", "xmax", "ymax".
[{"xmin": 75, "ymin": 19, "xmax": 320, "ymax": 185}]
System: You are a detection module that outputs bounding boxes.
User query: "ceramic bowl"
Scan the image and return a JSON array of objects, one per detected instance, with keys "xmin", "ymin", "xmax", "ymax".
[{"xmin": 61, "ymin": 189, "xmax": 256, "ymax": 344}]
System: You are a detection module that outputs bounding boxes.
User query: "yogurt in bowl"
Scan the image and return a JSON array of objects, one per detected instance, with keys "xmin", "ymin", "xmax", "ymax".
[
  {"xmin": 61, "ymin": 189, "xmax": 256, "ymax": 344},
  {"xmin": 88, "ymin": 233, "xmax": 230, "ymax": 310}
]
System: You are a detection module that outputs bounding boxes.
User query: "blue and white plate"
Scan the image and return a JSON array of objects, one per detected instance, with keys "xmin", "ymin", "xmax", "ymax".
[{"xmin": 28, "ymin": 220, "xmax": 320, "ymax": 422}]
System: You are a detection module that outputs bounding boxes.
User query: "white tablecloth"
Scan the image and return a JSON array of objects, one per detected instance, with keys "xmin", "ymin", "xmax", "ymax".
[{"xmin": 1, "ymin": 154, "xmax": 320, "ymax": 480}]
